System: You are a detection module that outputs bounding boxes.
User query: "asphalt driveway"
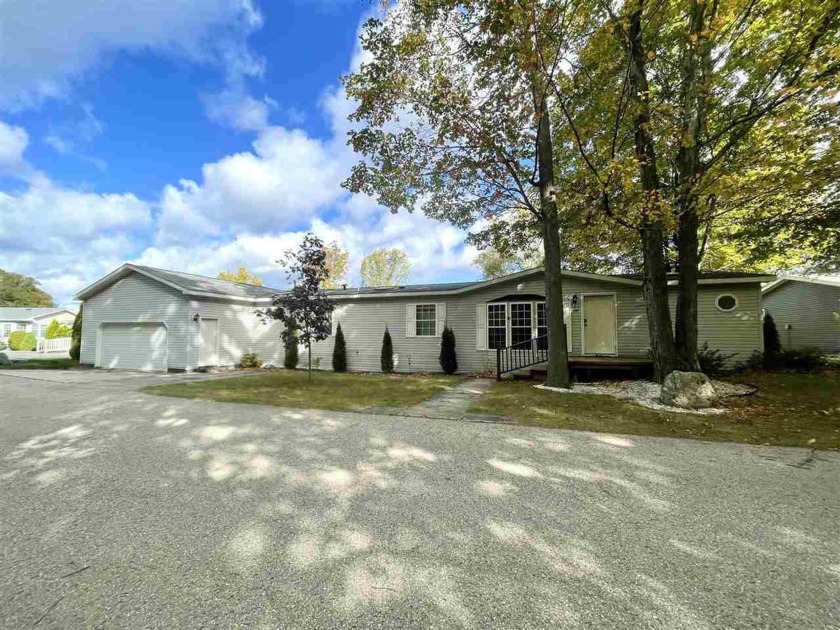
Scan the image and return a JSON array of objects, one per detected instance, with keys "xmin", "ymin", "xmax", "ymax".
[{"xmin": 1, "ymin": 370, "xmax": 838, "ymax": 629}]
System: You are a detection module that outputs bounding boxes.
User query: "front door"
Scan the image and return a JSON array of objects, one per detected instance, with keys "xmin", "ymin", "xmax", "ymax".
[
  {"xmin": 582, "ymin": 295, "xmax": 616, "ymax": 355},
  {"xmin": 198, "ymin": 318, "xmax": 219, "ymax": 366}
]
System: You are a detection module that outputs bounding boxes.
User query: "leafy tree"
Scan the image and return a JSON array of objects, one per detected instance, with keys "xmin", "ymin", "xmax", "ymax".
[
  {"xmin": 474, "ymin": 248, "xmax": 543, "ymax": 280},
  {"xmin": 261, "ymin": 233, "xmax": 334, "ymax": 379},
  {"xmin": 538, "ymin": 0, "xmax": 840, "ymax": 377},
  {"xmin": 380, "ymin": 327, "xmax": 394, "ymax": 374},
  {"xmin": 439, "ymin": 325, "xmax": 457, "ymax": 374},
  {"xmin": 45, "ymin": 320, "xmax": 71, "ymax": 339},
  {"xmin": 69, "ymin": 305, "xmax": 83, "ymax": 361},
  {"xmin": 343, "ymin": 2, "xmax": 573, "ymax": 387},
  {"xmin": 359, "ymin": 248, "xmax": 411, "ymax": 287},
  {"xmin": 332, "ymin": 322, "xmax": 348, "ymax": 372},
  {"xmin": 283, "ymin": 325, "xmax": 299, "ymax": 370},
  {"xmin": 322, "ymin": 242, "xmax": 350, "ymax": 289},
  {"xmin": 218, "ymin": 267, "xmax": 263, "ymax": 286},
  {"xmin": 0, "ymin": 269, "xmax": 54, "ymax": 307}
]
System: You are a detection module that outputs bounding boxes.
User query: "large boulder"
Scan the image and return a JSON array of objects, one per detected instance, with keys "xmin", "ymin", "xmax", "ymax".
[
  {"xmin": 0, "ymin": 352, "xmax": 11, "ymax": 366},
  {"xmin": 660, "ymin": 371, "xmax": 717, "ymax": 409}
]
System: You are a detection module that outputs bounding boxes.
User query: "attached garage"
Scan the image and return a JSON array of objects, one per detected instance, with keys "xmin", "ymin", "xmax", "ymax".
[
  {"xmin": 98, "ymin": 323, "xmax": 168, "ymax": 371},
  {"xmin": 76, "ymin": 264, "xmax": 286, "ymax": 372}
]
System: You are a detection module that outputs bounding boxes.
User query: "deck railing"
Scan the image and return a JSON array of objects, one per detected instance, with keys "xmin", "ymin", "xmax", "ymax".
[
  {"xmin": 38, "ymin": 337, "xmax": 72, "ymax": 353},
  {"xmin": 496, "ymin": 334, "xmax": 549, "ymax": 379}
]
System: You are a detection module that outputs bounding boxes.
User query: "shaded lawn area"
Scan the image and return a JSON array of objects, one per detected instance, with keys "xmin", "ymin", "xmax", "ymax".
[
  {"xmin": 471, "ymin": 370, "xmax": 840, "ymax": 450},
  {"xmin": 0, "ymin": 358, "xmax": 79, "ymax": 370},
  {"xmin": 144, "ymin": 370, "xmax": 464, "ymax": 411}
]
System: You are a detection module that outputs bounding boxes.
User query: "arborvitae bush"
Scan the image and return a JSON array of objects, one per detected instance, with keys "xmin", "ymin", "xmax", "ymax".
[
  {"xmin": 332, "ymin": 322, "xmax": 347, "ymax": 372},
  {"xmin": 284, "ymin": 328, "xmax": 299, "ymax": 370},
  {"xmin": 763, "ymin": 313, "xmax": 782, "ymax": 355},
  {"xmin": 439, "ymin": 325, "xmax": 457, "ymax": 374},
  {"xmin": 380, "ymin": 327, "xmax": 394, "ymax": 373}
]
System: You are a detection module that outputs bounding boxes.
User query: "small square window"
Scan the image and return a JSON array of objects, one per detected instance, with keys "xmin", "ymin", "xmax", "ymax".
[{"xmin": 415, "ymin": 304, "xmax": 437, "ymax": 336}]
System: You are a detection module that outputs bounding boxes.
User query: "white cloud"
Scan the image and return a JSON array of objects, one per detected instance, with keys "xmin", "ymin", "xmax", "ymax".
[
  {"xmin": 0, "ymin": 7, "xmax": 481, "ymax": 307},
  {"xmin": 0, "ymin": 0, "xmax": 264, "ymax": 111},
  {"xmin": 0, "ymin": 177, "xmax": 153, "ymax": 305},
  {"xmin": 202, "ymin": 89, "xmax": 274, "ymax": 131},
  {"xmin": 0, "ymin": 120, "xmax": 29, "ymax": 174},
  {"xmin": 156, "ymin": 126, "xmax": 349, "ymax": 242}
]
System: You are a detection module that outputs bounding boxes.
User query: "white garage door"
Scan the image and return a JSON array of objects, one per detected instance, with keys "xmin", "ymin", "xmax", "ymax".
[{"xmin": 99, "ymin": 323, "xmax": 168, "ymax": 371}]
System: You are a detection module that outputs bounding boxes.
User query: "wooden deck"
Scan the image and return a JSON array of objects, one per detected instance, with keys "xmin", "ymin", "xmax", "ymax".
[
  {"xmin": 525, "ymin": 356, "xmax": 653, "ymax": 381},
  {"xmin": 568, "ymin": 356, "xmax": 652, "ymax": 368}
]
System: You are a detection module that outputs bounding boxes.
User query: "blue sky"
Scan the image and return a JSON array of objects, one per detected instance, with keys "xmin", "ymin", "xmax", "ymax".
[{"xmin": 0, "ymin": 0, "xmax": 478, "ymax": 306}]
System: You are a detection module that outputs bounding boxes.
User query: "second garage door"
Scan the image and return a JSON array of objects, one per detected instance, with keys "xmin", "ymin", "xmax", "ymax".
[{"xmin": 99, "ymin": 323, "xmax": 168, "ymax": 371}]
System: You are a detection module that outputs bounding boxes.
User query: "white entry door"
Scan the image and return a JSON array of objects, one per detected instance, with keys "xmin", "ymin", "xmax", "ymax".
[
  {"xmin": 198, "ymin": 318, "xmax": 219, "ymax": 366},
  {"xmin": 582, "ymin": 295, "xmax": 617, "ymax": 355}
]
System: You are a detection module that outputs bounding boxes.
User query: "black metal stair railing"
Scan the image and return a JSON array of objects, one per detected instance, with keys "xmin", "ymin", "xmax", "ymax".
[{"xmin": 496, "ymin": 334, "xmax": 549, "ymax": 379}]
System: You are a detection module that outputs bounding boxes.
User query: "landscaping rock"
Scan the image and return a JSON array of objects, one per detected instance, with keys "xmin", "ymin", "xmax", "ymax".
[
  {"xmin": 661, "ymin": 371, "xmax": 717, "ymax": 409},
  {"xmin": 0, "ymin": 352, "xmax": 11, "ymax": 365}
]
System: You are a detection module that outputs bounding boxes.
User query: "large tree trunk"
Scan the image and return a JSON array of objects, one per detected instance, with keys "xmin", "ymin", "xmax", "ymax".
[
  {"xmin": 625, "ymin": 0, "xmax": 677, "ymax": 382},
  {"xmin": 535, "ymin": 92, "xmax": 571, "ymax": 388},
  {"xmin": 675, "ymin": 209, "xmax": 700, "ymax": 371},
  {"xmin": 674, "ymin": 0, "xmax": 711, "ymax": 372}
]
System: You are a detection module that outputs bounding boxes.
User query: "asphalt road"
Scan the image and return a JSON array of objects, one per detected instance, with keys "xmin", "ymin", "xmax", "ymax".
[{"xmin": 1, "ymin": 370, "xmax": 838, "ymax": 629}]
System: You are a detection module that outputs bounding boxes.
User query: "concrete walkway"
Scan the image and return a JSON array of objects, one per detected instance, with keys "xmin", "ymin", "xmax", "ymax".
[{"xmin": 402, "ymin": 378, "xmax": 498, "ymax": 420}]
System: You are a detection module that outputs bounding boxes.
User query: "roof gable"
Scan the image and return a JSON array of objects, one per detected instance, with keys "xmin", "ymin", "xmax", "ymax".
[
  {"xmin": 762, "ymin": 275, "xmax": 840, "ymax": 296},
  {"xmin": 0, "ymin": 307, "xmax": 73, "ymax": 322},
  {"xmin": 74, "ymin": 264, "xmax": 280, "ymax": 302}
]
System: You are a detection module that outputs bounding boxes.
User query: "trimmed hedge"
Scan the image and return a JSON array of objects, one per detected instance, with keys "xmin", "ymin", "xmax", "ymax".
[{"xmin": 8, "ymin": 331, "xmax": 37, "ymax": 351}]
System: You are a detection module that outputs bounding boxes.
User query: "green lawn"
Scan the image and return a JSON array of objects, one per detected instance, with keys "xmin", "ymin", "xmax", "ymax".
[
  {"xmin": 144, "ymin": 370, "xmax": 463, "ymax": 411},
  {"xmin": 471, "ymin": 370, "xmax": 840, "ymax": 450},
  {"xmin": 0, "ymin": 358, "xmax": 80, "ymax": 370}
]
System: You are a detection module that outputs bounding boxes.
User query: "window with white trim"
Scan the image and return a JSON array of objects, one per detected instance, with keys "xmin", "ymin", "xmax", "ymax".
[
  {"xmin": 2, "ymin": 324, "xmax": 10, "ymax": 337},
  {"xmin": 415, "ymin": 304, "xmax": 437, "ymax": 337},
  {"xmin": 715, "ymin": 294, "xmax": 738, "ymax": 312},
  {"xmin": 16, "ymin": 323, "xmax": 25, "ymax": 331},
  {"xmin": 510, "ymin": 303, "xmax": 533, "ymax": 345},
  {"xmin": 536, "ymin": 302, "xmax": 548, "ymax": 350},
  {"xmin": 487, "ymin": 303, "xmax": 507, "ymax": 349}
]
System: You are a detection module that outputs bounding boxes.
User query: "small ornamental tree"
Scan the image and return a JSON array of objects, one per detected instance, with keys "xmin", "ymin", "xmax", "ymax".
[
  {"xmin": 439, "ymin": 325, "xmax": 457, "ymax": 375},
  {"xmin": 69, "ymin": 305, "xmax": 83, "ymax": 361},
  {"xmin": 380, "ymin": 327, "xmax": 394, "ymax": 374},
  {"xmin": 261, "ymin": 233, "xmax": 334, "ymax": 380},
  {"xmin": 283, "ymin": 325, "xmax": 299, "ymax": 370},
  {"xmin": 45, "ymin": 320, "xmax": 71, "ymax": 339},
  {"xmin": 332, "ymin": 322, "xmax": 347, "ymax": 372}
]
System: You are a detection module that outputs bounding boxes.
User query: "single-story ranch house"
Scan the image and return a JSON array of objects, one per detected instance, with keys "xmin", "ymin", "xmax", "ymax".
[
  {"xmin": 0, "ymin": 307, "xmax": 77, "ymax": 342},
  {"xmin": 762, "ymin": 276, "xmax": 840, "ymax": 353},
  {"xmin": 75, "ymin": 264, "xmax": 773, "ymax": 373}
]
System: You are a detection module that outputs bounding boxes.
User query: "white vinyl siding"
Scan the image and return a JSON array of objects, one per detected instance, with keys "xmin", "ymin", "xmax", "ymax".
[
  {"xmin": 81, "ymin": 273, "xmax": 189, "ymax": 369},
  {"xmin": 186, "ymin": 297, "xmax": 285, "ymax": 370},
  {"xmin": 762, "ymin": 281, "xmax": 840, "ymax": 353}
]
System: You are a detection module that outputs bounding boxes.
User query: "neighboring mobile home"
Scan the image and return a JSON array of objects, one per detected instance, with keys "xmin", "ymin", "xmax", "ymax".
[
  {"xmin": 761, "ymin": 276, "xmax": 840, "ymax": 353},
  {"xmin": 75, "ymin": 264, "xmax": 772, "ymax": 372},
  {"xmin": 0, "ymin": 307, "xmax": 76, "ymax": 342}
]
